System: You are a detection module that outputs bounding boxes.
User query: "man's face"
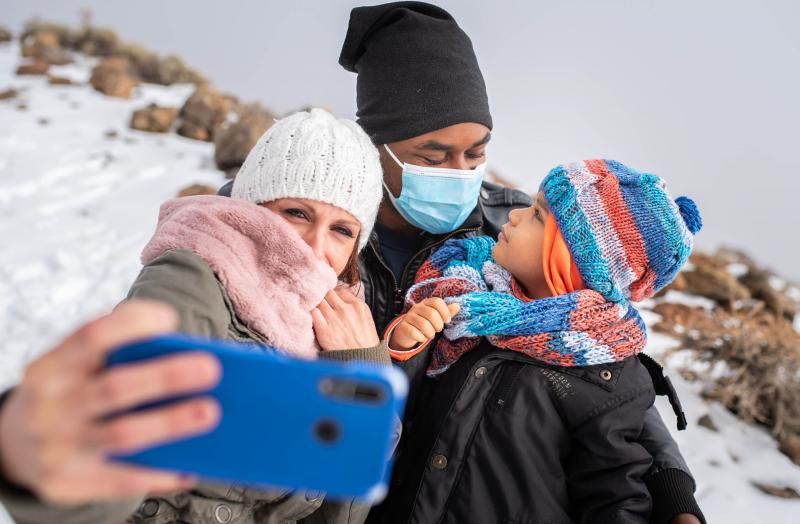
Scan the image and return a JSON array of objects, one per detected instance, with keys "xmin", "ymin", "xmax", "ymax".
[{"xmin": 380, "ymin": 122, "xmax": 491, "ymax": 198}]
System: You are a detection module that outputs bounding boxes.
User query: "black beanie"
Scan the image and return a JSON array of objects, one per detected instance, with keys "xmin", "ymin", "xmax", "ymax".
[{"xmin": 339, "ymin": 1, "xmax": 492, "ymax": 145}]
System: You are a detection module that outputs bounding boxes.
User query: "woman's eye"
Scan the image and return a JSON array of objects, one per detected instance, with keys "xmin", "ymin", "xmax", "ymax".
[
  {"xmin": 333, "ymin": 226, "xmax": 354, "ymax": 238},
  {"xmin": 466, "ymin": 150, "xmax": 485, "ymax": 160},
  {"xmin": 285, "ymin": 208, "xmax": 307, "ymax": 220}
]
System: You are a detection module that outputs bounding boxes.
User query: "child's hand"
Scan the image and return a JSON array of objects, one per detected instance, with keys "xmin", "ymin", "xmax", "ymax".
[{"xmin": 390, "ymin": 298, "xmax": 460, "ymax": 350}]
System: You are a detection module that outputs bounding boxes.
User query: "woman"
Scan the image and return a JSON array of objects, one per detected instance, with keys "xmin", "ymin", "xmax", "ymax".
[{"xmin": 0, "ymin": 108, "xmax": 388, "ymax": 523}]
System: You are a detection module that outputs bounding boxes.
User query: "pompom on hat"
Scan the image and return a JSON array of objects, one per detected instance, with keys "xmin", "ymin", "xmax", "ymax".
[{"xmin": 540, "ymin": 159, "xmax": 702, "ymax": 305}]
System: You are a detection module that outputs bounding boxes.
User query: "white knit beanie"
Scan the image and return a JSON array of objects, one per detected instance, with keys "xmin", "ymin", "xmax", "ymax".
[{"xmin": 231, "ymin": 108, "xmax": 383, "ymax": 250}]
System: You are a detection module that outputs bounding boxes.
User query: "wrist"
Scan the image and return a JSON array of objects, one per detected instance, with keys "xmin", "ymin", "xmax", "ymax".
[{"xmin": 384, "ymin": 316, "xmax": 431, "ymax": 361}]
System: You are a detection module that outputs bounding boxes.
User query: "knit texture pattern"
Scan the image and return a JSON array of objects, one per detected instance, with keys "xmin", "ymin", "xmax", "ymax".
[
  {"xmin": 540, "ymin": 159, "xmax": 701, "ymax": 305},
  {"xmin": 407, "ymin": 237, "xmax": 648, "ymax": 376},
  {"xmin": 231, "ymin": 108, "xmax": 383, "ymax": 250}
]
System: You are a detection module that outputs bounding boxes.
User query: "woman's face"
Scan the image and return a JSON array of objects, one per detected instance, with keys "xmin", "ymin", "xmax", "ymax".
[{"xmin": 262, "ymin": 198, "xmax": 361, "ymax": 276}]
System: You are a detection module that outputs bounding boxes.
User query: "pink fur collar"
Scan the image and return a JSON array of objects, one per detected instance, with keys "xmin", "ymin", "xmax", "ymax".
[{"xmin": 141, "ymin": 195, "xmax": 338, "ymax": 359}]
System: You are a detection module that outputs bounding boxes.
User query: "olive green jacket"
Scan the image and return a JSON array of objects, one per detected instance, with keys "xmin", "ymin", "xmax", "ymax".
[{"xmin": 0, "ymin": 249, "xmax": 392, "ymax": 524}]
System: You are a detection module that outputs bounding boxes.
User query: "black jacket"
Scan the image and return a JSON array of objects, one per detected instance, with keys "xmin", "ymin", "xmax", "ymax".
[{"xmin": 371, "ymin": 338, "xmax": 656, "ymax": 524}]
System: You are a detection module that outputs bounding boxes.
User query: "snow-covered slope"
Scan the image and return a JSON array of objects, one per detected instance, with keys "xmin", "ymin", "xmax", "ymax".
[
  {"xmin": 0, "ymin": 40, "xmax": 225, "ymax": 390},
  {"xmin": 1, "ymin": 40, "xmax": 799, "ymax": 522}
]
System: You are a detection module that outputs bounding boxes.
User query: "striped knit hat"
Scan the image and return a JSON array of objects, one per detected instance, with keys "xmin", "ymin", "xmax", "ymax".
[{"xmin": 540, "ymin": 159, "xmax": 702, "ymax": 305}]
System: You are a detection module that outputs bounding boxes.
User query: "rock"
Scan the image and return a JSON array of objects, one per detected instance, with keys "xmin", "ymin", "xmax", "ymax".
[
  {"xmin": 177, "ymin": 86, "xmax": 237, "ymax": 142},
  {"xmin": 36, "ymin": 46, "xmax": 73, "ymax": 66},
  {"xmin": 33, "ymin": 30, "xmax": 59, "ymax": 50},
  {"xmin": 738, "ymin": 269, "xmax": 797, "ymax": 320},
  {"xmin": 21, "ymin": 44, "xmax": 37, "ymax": 58},
  {"xmin": 0, "ymin": 88, "xmax": 17, "ymax": 100},
  {"xmin": 750, "ymin": 481, "xmax": 800, "ymax": 499},
  {"xmin": 214, "ymin": 103, "xmax": 275, "ymax": 171},
  {"xmin": 20, "ymin": 30, "xmax": 73, "ymax": 66},
  {"xmin": 714, "ymin": 247, "xmax": 759, "ymax": 269},
  {"xmin": 90, "ymin": 57, "xmax": 138, "ymax": 98},
  {"xmin": 48, "ymin": 75, "xmax": 73, "ymax": 86},
  {"xmin": 153, "ymin": 55, "xmax": 205, "ymax": 86},
  {"xmin": 697, "ymin": 414, "xmax": 719, "ymax": 432},
  {"xmin": 130, "ymin": 104, "xmax": 178, "ymax": 133},
  {"xmin": 178, "ymin": 184, "xmax": 218, "ymax": 198},
  {"xmin": 76, "ymin": 27, "xmax": 120, "ymax": 56},
  {"xmin": 20, "ymin": 22, "xmax": 80, "ymax": 49},
  {"xmin": 682, "ymin": 264, "xmax": 751, "ymax": 305},
  {"xmin": 651, "ymin": 302, "xmax": 712, "ymax": 337},
  {"xmin": 0, "ymin": 26, "xmax": 12, "ymax": 43},
  {"xmin": 16, "ymin": 61, "xmax": 49, "ymax": 76},
  {"xmin": 176, "ymin": 121, "xmax": 211, "ymax": 142},
  {"xmin": 779, "ymin": 433, "xmax": 800, "ymax": 466}
]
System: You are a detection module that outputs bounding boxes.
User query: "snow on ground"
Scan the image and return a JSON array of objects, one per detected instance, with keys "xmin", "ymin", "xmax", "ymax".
[
  {"xmin": 647, "ymin": 334, "xmax": 800, "ymax": 522},
  {"xmin": 0, "ymin": 41, "xmax": 225, "ymax": 395},
  {"xmin": 1, "ymin": 40, "xmax": 800, "ymax": 522}
]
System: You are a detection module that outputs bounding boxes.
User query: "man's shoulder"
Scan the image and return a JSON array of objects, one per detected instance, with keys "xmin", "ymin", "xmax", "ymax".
[
  {"xmin": 479, "ymin": 180, "xmax": 532, "ymax": 207},
  {"xmin": 479, "ymin": 180, "xmax": 532, "ymax": 236}
]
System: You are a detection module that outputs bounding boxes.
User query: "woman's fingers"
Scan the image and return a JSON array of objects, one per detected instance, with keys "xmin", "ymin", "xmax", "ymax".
[
  {"xmin": 334, "ymin": 287, "xmax": 358, "ymax": 303},
  {"xmin": 74, "ymin": 352, "xmax": 221, "ymax": 420},
  {"xmin": 24, "ymin": 301, "xmax": 179, "ymax": 400},
  {"xmin": 317, "ymin": 296, "xmax": 335, "ymax": 317},
  {"xmin": 311, "ymin": 308, "xmax": 327, "ymax": 330},
  {"xmin": 325, "ymin": 289, "xmax": 347, "ymax": 310},
  {"xmin": 91, "ymin": 397, "xmax": 220, "ymax": 456}
]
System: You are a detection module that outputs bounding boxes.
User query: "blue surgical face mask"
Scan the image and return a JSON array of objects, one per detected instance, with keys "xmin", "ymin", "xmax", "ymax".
[{"xmin": 382, "ymin": 144, "xmax": 486, "ymax": 234}]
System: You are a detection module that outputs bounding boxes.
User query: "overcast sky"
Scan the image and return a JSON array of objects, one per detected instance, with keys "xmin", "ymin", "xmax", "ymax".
[{"xmin": 4, "ymin": 0, "xmax": 799, "ymax": 280}]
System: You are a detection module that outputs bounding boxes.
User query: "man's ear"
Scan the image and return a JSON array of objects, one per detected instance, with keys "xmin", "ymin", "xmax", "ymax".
[{"xmin": 378, "ymin": 147, "xmax": 402, "ymax": 197}]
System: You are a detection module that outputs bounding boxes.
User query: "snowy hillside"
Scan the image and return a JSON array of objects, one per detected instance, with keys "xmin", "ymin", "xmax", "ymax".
[
  {"xmin": 0, "ymin": 39, "xmax": 225, "ymax": 389},
  {"xmin": 1, "ymin": 38, "xmax": 800, "ymax": 523}
]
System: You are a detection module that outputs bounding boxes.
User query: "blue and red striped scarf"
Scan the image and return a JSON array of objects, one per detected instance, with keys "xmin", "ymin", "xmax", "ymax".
[{"xmin": 405, "ymin": 236, "xmax": 647, "ymax": 376}]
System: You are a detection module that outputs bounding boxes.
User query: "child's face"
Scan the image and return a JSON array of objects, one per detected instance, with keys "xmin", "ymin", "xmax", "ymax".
[{"xmin": 492, "ymin": 192, "xmax": 551, "ymax": 299}]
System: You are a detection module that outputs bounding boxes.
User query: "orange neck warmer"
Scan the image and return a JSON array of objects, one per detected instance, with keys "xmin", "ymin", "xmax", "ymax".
[{"xmin": 542, "ymin": 213, "xmax": 584, "ymax": 296}]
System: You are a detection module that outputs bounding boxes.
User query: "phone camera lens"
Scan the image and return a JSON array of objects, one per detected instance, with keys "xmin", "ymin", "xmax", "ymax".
[{"xmin": 314, "ymin": 419, "xmax": 341, "ymax": 444}]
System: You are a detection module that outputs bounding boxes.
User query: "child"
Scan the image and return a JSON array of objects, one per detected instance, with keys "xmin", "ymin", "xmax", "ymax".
[{"xmin": 382, "ymin": 159, "xmax": 702, "ymax": 523}]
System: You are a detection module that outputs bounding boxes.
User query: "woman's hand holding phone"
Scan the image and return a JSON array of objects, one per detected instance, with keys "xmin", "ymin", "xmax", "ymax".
[{"xmin": 0, "ymin": 300, "xmax": 221, "ymax": 504}]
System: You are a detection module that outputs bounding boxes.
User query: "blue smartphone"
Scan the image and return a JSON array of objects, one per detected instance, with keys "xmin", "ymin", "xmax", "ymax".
[{"xmin": 105, "ymin": 334, "xmax": 407, "ymax": 503}]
